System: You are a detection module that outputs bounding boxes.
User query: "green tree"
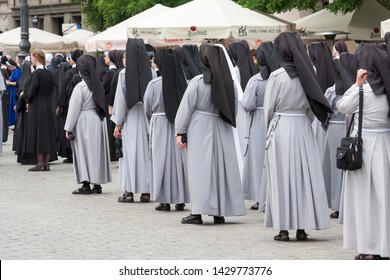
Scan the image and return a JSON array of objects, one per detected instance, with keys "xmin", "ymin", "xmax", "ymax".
[
  {"xmin": 237, "ymin": 0, "xmax": 390, "ymax": 14},
  {"xmin": 73, "ymin": 0, "xmax": 390, "ymax": 32},
  {"xmin": 71, "ymin": 0, "xmax": 190, "ymax": 31}
]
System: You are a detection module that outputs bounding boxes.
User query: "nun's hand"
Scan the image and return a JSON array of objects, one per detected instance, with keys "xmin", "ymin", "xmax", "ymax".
[
  {"xmin": 356, "ymin": 69, "xmax": 367, "ymax": 86},
  {"xmin": 176, "ymin": 135, "xmax": 187, "ymax": 150},
  {"xmin": 65, "ymin": 131, "xmax": 70, "ymax": 140},
  {"xmin": 114, "ymin": 126, "xmax": 121, "ymax": 139}
]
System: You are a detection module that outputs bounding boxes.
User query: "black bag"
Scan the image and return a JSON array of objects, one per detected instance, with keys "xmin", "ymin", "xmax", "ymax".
[
  {"xmin": 336, "ymin": 86, "xmax": 363, "ymax": 171},
  {"xmin": 115, "ymin": 138, "xmax": 123, "ymax": 159}
]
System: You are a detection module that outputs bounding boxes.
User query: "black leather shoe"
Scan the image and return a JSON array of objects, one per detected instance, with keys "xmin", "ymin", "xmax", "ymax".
[
  {"xmin": 181, "ymin": 214, "xmax": 203, "ymax": 224},
  {"xmin": 140, "ymin": 193, "xmax": 150, "ymax": 202},
  {"xmin": 330, "ymin": 211, "xmax": 339, "ymax": 218},
  {"xmin": 175, "ymin": 203, "xmax": 185, "ymax": 211},
  {"xmin": 72, "ymin": 187, "xmax": 92, "ymax": 195},
  {"xmin": 213, "ymin": 216, "xmax": 225, "ymax": 224},
  {"xmin": 28, "ymin": 165, "xmax": 45, "ymax": 171},
  {"xmin": 250, "ymin": 202, "xmax": 259, "ymax": 210},
  {"xmin": 91, "ymin": 185, "xmax": 102, "ymax": 194},
  {"xmin": 63, "ymin": 158, "xmax": 73, "ymax": 164},
  {"xmin": 155, "ymin": 203, "xmax": 171, "ymax": 211}
]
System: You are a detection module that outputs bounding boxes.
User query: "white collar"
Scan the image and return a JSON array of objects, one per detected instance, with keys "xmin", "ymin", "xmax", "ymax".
[
  {"xmin": 72, "ymin": 64, "xmax": 77, "ymax": 68},
  {"xmin": 109, "ymin": 65, "xmax": 117, "ymax": 70},
  {"xmin": 36, "ymin": 65, "xmax": 44, "ymax": 70}
]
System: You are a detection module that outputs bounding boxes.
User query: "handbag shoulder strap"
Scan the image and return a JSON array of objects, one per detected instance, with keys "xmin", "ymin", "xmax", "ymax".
[
  {"xmin": 357, "ymin": 86, "xmax": 364, "ymax": 141},
  {"xmin": 345, "ymin": 86, "xmax": 364, "ymax": 138}
]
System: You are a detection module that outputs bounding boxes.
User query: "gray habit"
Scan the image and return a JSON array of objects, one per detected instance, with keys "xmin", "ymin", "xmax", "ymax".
[
  {"xmin": 143, "ymin": 77, "xmax": 190, "ymax": 204},
  {"xmin": 323, "ymin": 85, "xmax": 345, "ymax": 211},
  {"xmin": 263, "ymin": 68, "xmax": 331, "ymax": 230},
  {"xmin": 337, "ymin": 83, "xmax": 390, "ymax": 257},
  {"xmin": 175, "ymin": 75, "xmax": 246, "ymax": 217},
  {"xmin": 111, "ymin": 69, "xmax": 150, "ymax": 193},
  {"xmin": 241, "ymin": 73, "xmax": 267, "ymax": 208},
  {"xmin": 0, "ymin": 91, "xmax": 3, "ymax": 155},
  {"xmin": 64, "ymin": 81, "xmax": 112, "ymax": 185}
]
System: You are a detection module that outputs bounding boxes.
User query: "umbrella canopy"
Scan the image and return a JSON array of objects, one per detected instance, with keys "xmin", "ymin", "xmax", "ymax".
[
  {"xmin": 294, "ymin": 0, "xmax": 390, "ymax": 41},
  {"xmin": 63, "ymin": 29, "xmax": 94, "ymax": 49},
  {"xmin": 127, "ymin": 0, "xmax": 292, "ymax": 43},
  {"xmin": 381, "ymin": 18, "xmax": 390, "ymax": 37},
  {"xmin": 0, "ymin": 27, "xmax": 77, "ymax": 52},
  {"xmin": 84, "ymin": 4, "xmax": 171, "ymax": 52}
]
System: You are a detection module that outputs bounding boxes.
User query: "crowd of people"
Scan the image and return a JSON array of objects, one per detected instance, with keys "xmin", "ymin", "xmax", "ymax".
[{"xmin": 0, "ymin": 31, "xmax": 389, "ymax": 260}]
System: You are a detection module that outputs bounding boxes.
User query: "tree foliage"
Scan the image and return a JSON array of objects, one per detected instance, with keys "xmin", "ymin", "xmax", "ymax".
[{"xmin": 72, "ymin": 0, "xmax": 390, "ymax": 32}]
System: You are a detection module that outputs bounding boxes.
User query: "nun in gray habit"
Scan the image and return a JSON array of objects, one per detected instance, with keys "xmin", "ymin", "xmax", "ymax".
[
  {"xmin": 180, "ymin": 44, "xmax": 202, "ymax": 82},
  {"xmin": 64, "ymin": 55, "xmax": 112, "ymax": 194},
  {"xmin": 323, "ymin": 52, "xmax": 358, "ymax": 219},
  {"xmin": 337, "ymin": 36, "xmax": 390, "ymax": 260},
  {"xmin": 263, "ymin": 32, "xmax": 332, "ymax": 241},
  {"xmin": 241, "ymin": 42, "xmax": 279, "ymax": 212},
  {"xmin": 111, "ymin": 38, "xmax": 152, "ymax": 203},
  {"xmin": 143, "ymin": 49, "xmax": 190, "ymax": 211},
  {"xmin": 307, "ymin": 41, "xmax": 336, "ymax": 162},
  {"xmin": 175, "ymin": 43, "xmax": 246, "ymax": 225}
]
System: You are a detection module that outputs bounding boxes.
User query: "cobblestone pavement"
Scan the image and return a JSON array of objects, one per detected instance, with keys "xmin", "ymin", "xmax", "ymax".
[{"xmin": 0, "ymin": 130, "xmax": 355, "ymax": 260}]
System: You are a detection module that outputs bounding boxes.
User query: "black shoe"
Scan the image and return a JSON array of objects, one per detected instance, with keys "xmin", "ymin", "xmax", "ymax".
[
  {"xmin": 140, "ymin": 193, "xmax": 150, "ymax": 202},
  {"xmin": 28, "ymin": 165, "xmax": 45, "ymax": 172},
  {"xmin": 330, "ymin": 211, "xmax": 339, "ymax": 218},
  {"xmin": 72, "ymin": 186, "xmax": 92, "ymax": 195},
  {"xmin": 213, "ymin": 216, "xmax": 225, "ymax": 224},
  {"xmin": 63, "ymin": 158, "xmax": 73, "ymax": 164},
  {"xmin": 91, "ymin": 185, "xmax": 102, "ymax": 194},
  {"xmin": 175, "ymin": 203, "xmax": 185, "ymax": 211},
  {"xmin": 181, "ymin": 214, "xmax": 203, "ymax": 224},
  {"xmin": 355, "ymin": 254, "xmax": 390, "ymax": 260},
  {"xmin": 155, "ymin": 203, "xmax": 171, "ymax": 211},
  {"xmin": 274, "ymin": 230, "xmax": 290, "ymax": 241},
  {"xmin": 250, "ymin": 202, "xmax": 259, "ymax": 210},
  {"xmin": 296, "ymin": 229, "xmax": 309, "ymax": 241}
]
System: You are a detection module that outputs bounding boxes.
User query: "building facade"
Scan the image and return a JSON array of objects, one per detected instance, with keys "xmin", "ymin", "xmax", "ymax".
[{"xmin": 0, "ymin": 0, "xmax": 82, "ymax": 35}]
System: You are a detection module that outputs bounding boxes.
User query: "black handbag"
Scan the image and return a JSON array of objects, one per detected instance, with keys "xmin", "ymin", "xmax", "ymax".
[
  {"xmin": 336, "ymin": 86, "xmax": 363, "ymax": 171},
  {"xmin": 115, "ymin": 138, "xmax": 123, "ymax": 159}
]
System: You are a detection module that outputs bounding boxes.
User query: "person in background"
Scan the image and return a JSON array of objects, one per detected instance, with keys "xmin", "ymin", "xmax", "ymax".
[
  {"xmin": 0, "ymin": 69, "xmax": 5, "ymax": 154},
  {"xmin": 241, "ymin": 42, "xmax": 279, "ymax": 212},
  {"xmin": 144, "ymin": 49, "xmax": 190, "ymax": 212},
  {"xmin": 25, "ymin": 49, "xmax": 57, "ymax": 171},
  {"xmin": 307, "ymin": 41, "xmax": 336, "ymax": 162},
  {"xmin": 175, "ymin": 43, "xmax": 246, "ymax": 225},
  {"xmin": 45, "ymin": 53, "xmax": 53, "ymax": 71},
  {"xmin": 323, "ymin": 52, "xmax": 358, "ymax": 219},
  {"xmin": 5, "ymin": 59, "xmax": 21, "ymax": 127},
  {"xmin": 111, "ymin": 39, "xmax": 152, "ymax": 203},
  {"xmin": 180, "ymin": 44, "xmax": 202, "ymax": 82},
  {"xmin": 65, "ymin": 55, "xmax": 111, "ymax": 195},
  {"xmin": 1, "ymin": 56, "xmax": 10, "ymax": 142},
  {"xmin": 13, "ymin": 57, "xmax": 37, "ymax": 165},
  {"xmin": 57, "ymin": 49, "xmax": 82, "ymax": 164},
  {"xmin": 102, "ymin": 50, "xmax": 124, "ymax": 162}
]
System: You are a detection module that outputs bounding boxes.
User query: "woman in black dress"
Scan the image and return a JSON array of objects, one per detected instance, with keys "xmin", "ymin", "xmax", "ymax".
[{"xmin": 26, "ymin": 49, "xmax": 57, "ymax": 171}]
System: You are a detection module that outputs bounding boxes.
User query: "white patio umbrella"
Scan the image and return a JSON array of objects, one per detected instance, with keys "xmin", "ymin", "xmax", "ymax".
[
  {"xmin": 84, "ymin": 4, "xmax": 172, "ymax": 52},
  {"xmin": 127, "ymin": 0, "xmax": 292, "ymax": 44},
  {"xmin": 381, "ymin": 18, "xmax": 390, "ymax": 37},
  {"xmin": 0, "ymin": 27, "xmax": 77, "ymax": 52},
  {"xmin": 63, "ymin": 29, "xmax": 95, "ymax": 50},
  {"xmin": 294, "ymin": 0, "xmax": 390, "ymax": 41}
]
